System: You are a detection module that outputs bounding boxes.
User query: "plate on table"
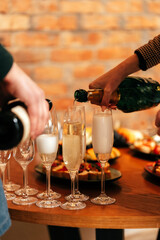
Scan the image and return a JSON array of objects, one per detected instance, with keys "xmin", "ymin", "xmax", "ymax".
[
  {"xmin": 144, "ymin": 163, "xmax": 160, "ymax": 179},
  {"xmin": 130, "ymin": 145, "xmax": 160, "ymax": 160},
  {"xmin": 130, "ymin": 138, "xmax": 160, "ymax": 160},
  {"xmin": 35, "ymin": 164, "xmax": 122, "ymax": 183}
]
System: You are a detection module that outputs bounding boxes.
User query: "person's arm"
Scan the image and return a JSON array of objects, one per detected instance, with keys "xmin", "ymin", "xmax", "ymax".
[
  {"xmin": 0, "ymin": 45, "xmax": 49, "ymax": 139},
  {"xmin": 89, "ymin": 35, "xmax": 160, "ymax": 109}
]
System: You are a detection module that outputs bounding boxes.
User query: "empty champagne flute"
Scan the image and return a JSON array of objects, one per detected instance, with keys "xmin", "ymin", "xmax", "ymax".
[
  {"xmin": 14, "ymin": 140, "xmax": 38, "ymax": 196},
  {"xmin": 0, "ymin": 150, "xmax": 16, "ymax": 200},
  {"xmin": 4, "ymin": 152, "xmax": 20, "ymax": 192},
  {"xmin": 36, "ymin": 108, "xmax": 61, "ymax": 208},
  {"xmin": 12, "ymin": 138, "xmax": 38, "ymax": 205},
  {"xmin": 91, "ymin": 107, "xmax": 116, "ymax": 205},
  {"xmin": 61, "ymin": 107, "xmax": 86, "ymax": 210},
  {"xmin": 65, "ymin": 105, "xmax": 89, "ymax": 202}
]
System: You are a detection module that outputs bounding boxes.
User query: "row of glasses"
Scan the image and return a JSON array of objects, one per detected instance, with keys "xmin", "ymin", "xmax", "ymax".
[{"xmin": 2, "ymin": 105, "xmax": 115, "ymax": 208}]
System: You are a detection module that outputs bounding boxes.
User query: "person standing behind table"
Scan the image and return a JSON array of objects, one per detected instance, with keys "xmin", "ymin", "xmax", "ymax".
[
  {"xmin": 0, "ymin": 44, "xmax": 49, "ymax": 237},
  {"xmin": 89, "ymin": 35, "xmax": 160, "ymax": 240}
]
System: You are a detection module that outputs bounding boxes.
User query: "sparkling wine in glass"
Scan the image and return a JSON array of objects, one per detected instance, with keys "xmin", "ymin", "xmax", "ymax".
[
  {"xmin": 65, "ymin": 104, "xmax": 89, "ymax": 202},
  {"xmin": 0, "ymin": 150, "xmax": 16, "ymax": 200},
  {"xmin": 36, "ymin": 109, "xmax": 61, "ymax": 208},
  {"xmin": 12, "ymin": 138, "xmax": 38, "ymax": 205},
  {"xmin": 61, "ymin": 107, "xmax": 86, "ymax": 210},
  {"xmin": 91, "ymin": 107, "xmax": 116, "ymax": 205}
]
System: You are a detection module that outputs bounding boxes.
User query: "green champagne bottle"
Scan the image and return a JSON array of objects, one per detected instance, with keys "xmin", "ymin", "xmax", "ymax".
[{"xmin": 74, "ymin": 76, "xmax": 160, "ymax": 113}]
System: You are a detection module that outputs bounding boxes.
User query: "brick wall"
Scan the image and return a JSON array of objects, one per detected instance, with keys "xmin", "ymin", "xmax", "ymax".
[{"xmin": 1, "ymin": 0, "xmax": 160, "ymax": 112}]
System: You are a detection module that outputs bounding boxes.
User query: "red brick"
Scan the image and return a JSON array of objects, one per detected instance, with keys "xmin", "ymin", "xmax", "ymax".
[
  {"xmin": 33, "ymin": 15, "xmax": 77, "ymax": 30},
  {"xmin": 35, "ymin": 0, "xmax": 58, "ymax": 13},
  {"xmin": 125, "ymin": 16, "xmax": 160, "ymax": 30},
  {"xmin": 0, "ymin": 33, "xmax": 12, "ymax": 47},
  {"xmin": 86, "ymin": 33, "xmax": 104, "ymax": 45},
  {"xmin": 37, "ymin": 83, "xmax": 67, "ymax": 96},
  {"xmin": 10, "ymin": 0, "xmax": 31, "ymax": 12},
  {"xmin": 74, "ymin": 65, "xmax": 105, "ymax": 79},
  {"xmin": 0, "ymin": 1, "xmax": 9, "ymax": 13},
  {"xmin": 51, "ymin": 49, "xmax": 93, "ymax": 62},
  {"xmin": 0, "ymin": 14, "xmax": 29, "ymax": 30},
  {"xmin": 61, "ymin": 32, "xmax": 103, "ymax": 46},
  {"xmin": 147, "ymin": 1, "xmax": 160, "ymax": 14},
  {"xmin": 105, "ymin": 1, "xmax": 128, "ymax": 13},
  {"xmin": 13, "ymin": 32, "xmax": 59, "ymax": 47},
  {"xmin": 81, "ymin": 15, "xmax": 119, "ymax": 30},
  {"xmin": 60, "ymin": 1, "xmax": 103, "ymax": 13},
  {"xmin": 97, "ymin": 47, "xmax": 133, "ymax": 60},
  {"xmin": 58, "ymin": 16, "xmax": 78, "ymax": 30},
  {"xmin": 107, "ymin": 31, "xmax": 141, "ymax": 44},
  {"xmin": 11, "ymin": 49, "xmax": 47, "ymax": 63},
  {"xmin": 129, "ymin": 0, "xmax": 143, "ymax": 13},
  {"xmin": 54, "ymin": 98, "xmax": 73, "ymax": 110},
  {"xmin": 34, "ymin": 66, "xmax": 63, "ymax": 81}
]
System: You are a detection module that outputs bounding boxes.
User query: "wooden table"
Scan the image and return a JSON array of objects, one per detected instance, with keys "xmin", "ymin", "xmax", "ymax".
[{"xmin": 7, "ymin": 148, "xmax": 160, "ymax": 229}]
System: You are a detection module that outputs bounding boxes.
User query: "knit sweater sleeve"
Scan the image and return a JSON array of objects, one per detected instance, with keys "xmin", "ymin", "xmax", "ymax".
[
  {"xmin": 134, "ymin": 35, "xmax": 160, "ymax": 71},
  {"xmin": 0, "ymin": 45, "xmax": 13, "ymax": 81}
]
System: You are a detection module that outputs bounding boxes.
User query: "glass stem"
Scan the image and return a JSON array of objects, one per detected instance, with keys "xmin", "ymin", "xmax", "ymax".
[
  {"xmin": 70, "ymin": 171, "xmax": 76, "ymax": 200},
  {"xmin": 46, "ymin": 166, "xmax": 51, "ymax": 197},
  {"xmin": 7, "ymin": 160, "xmax": 11, "ymax": 183},
  {"xmin": 75, "ymin": 170, "xmax": 79, "ymax": 193},
  {"xmin": 100, "ymin": 162, "xmax": 105, "ymax": 195},
  {"xmin": 22, "ymin": 165, "xmax": 28, "ymax": 198}
]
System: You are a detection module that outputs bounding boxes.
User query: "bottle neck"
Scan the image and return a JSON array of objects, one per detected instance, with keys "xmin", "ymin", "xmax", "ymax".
[{"xmin": 88, "ymin": 89, "xmax": 103, "ymax": 103}]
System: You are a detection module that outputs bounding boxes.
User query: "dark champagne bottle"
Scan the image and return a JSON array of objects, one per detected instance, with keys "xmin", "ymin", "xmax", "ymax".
[
  {"xmin": 0, "ymin": 99, "xmax": 52, "ymax": 150},
  {"xmin": 74, "ymin": 76, "xmax": 160, "ymax": 113}
]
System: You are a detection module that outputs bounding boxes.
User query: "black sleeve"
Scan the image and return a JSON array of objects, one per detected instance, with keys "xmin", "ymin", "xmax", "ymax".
[{"xmin": 0, "ymin": 44, "xmax": 13, "ymax": 81}]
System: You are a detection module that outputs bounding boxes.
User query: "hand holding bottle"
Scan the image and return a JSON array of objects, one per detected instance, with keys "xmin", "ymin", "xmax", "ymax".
[
  {"xmin": 2, "ymin": 63, "xmax": 49, "ymax": 139},
  {"xmin": 89, "ymin": 54, "xmax": 140, "ymax": 109}
]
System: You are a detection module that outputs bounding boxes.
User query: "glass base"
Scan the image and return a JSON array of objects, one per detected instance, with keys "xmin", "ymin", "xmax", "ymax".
[
  {"xmin": 36, "ymin": 199, "xmax": 61, "ymax": 208},
  {"xmin": 91, "ymin": 193, "xmax": 116, "ymax": 205},
  {"xmin": 65, "ymin": 191, "xmax": 89, "ymax": 202},
  {"xmin": 12, "ymin": 196, "xmax": 37, "ymax": 205},
  {"xmin": 37, "ymin": 190, "xmax": 61, "ymax": 200},
  {"xmin": 15, "ymin": 186, "xmax": 38, "ymax": 196},
  {"xmin": 5, "ymin": 192, "xmax": 16, "ymax": 201},
  {"xmin": 4, "ymin": 182, "xmax": 20, "ymax": 192},
  {"xmin": 60, "ymin": 201, "xmax": 86, "ymax": 210}
]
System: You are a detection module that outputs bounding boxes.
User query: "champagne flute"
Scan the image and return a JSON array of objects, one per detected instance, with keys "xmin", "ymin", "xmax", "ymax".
[
  {"xmin": 0, "ymin": 150, "xmax": 16, "ymax": 200},
  {"xmin": 12, "ymin": 138, "xmax": 38, "ymax": 205},
  {"xmin": 91, "ymin": 107, "xmax": 116, "ymax": 205},
  {"xmin": 14, "ymin": 140, "xmax": 38, "ymax": 196},
  {"xmin": 36, "ymin": 109, "xmax": 61, "ymax": 208},
  {"xmin": 4, "ymin": 153, "xmax": 20, "ymax": 192},
  {"xmin": 61, "ymin": 107, "xmax": 86, "ymax": 210},
  {"xmin": 65, "ymin": 105, "xmax": 89, "ymax": 202}
]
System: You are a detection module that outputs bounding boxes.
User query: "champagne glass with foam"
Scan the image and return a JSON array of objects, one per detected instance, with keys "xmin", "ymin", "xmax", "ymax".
[
  {"xmin": 61, "ymin": 107, "xmax": 86, "ymax": 210},
  {"xmin": 36, "ymin": 108, "xmax": 61, "ymax": 208},
  {"xmin": 91, "ymin": 107, "xmax": 116, "ymax": 205}
]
